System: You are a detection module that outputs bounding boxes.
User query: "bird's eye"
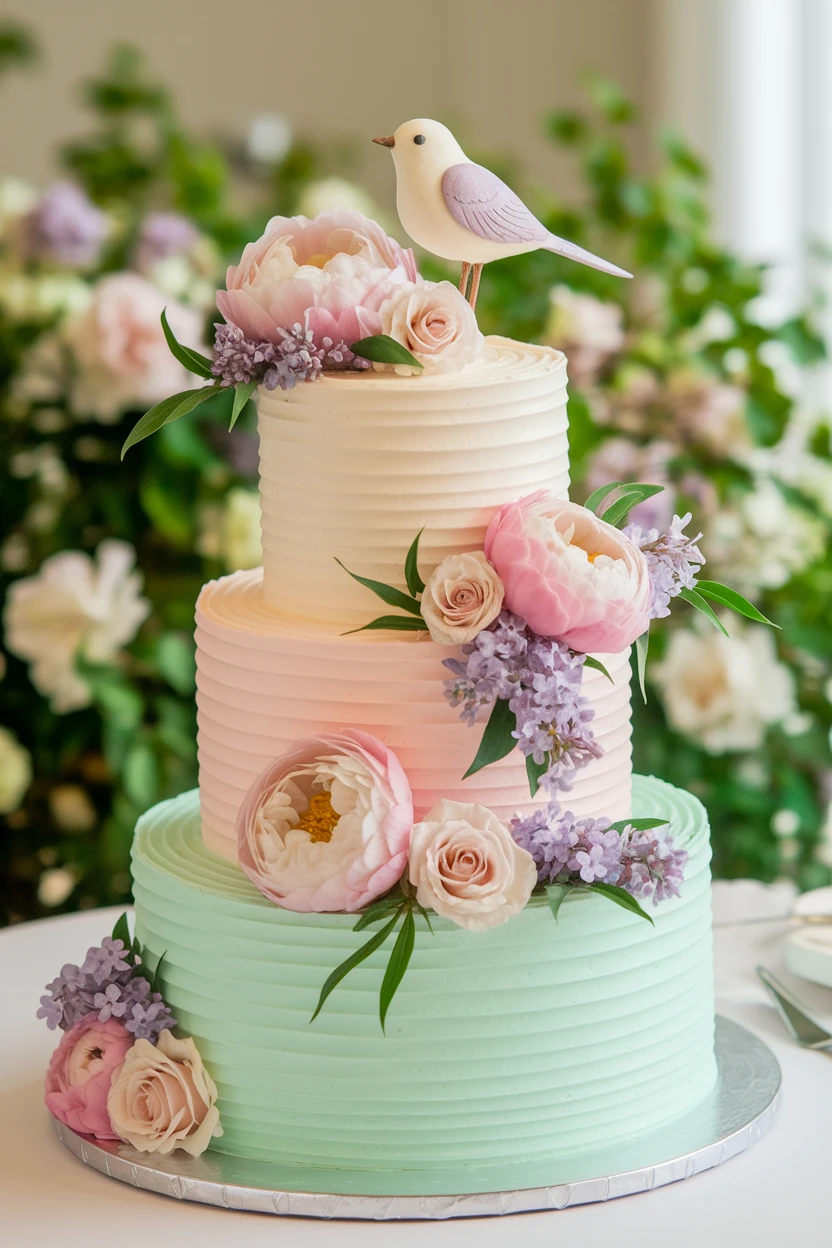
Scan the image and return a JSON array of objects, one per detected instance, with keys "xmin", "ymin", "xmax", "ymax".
[{"xmin": 413, "ymin": 134, "xmax": 426, "ymax": 145}]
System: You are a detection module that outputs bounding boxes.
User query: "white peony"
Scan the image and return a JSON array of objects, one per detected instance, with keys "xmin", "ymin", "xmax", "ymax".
[
  {"xmin": 0, "ymin": 726, "xmax": 32, "ymax": 814},
  {"xmin": 706, "ymin": 478, "xmax": 825, "ymax": 594},
  {"xmin": 3, "ymin": 540, "xmax": 150, "ymax": 713},
  {"xmin": 544, "ymin": 285, "xmax": 625, "ymax": 387},
  {"xmin": 652, "ymin": 620, "xmax": 796, "ymax": 754},
  {"xmin": 408, "ymin": 799, "xmax": 537, "ymax": 932},
  {"xmin": 379, "ymin": 280, "xmax": 484, "ymax": 373}
]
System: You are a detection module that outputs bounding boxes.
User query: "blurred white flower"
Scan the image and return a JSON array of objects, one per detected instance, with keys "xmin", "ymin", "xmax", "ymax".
[
  {"xmin": 817, "ymin": 804, "xmax": 832, "ymax": 869},
  {"xmin": 63, "ymin": 272, "xmax": 205, "ymax": 423},
  {"xmin": 3, "ymin": 539, "xmax": 150, "ymax": 713},
  {"xmin": 49, "ymin": 784, "xmax": 97, "ymax": 832},
  {"xmin": 0, "ymin": 270, "xmax": 91, "ymax": 321},
  {"xmin": 0, "ymin": 177, "xmax": 38, "ymax": 239},
  {"xmin": 771, "ymin": 809, "xmax": 800, "ymax": 837},
  {"xmin": 652, "ymin": 619, "xmax": 796, "ymax": 753},
  {"xmin": 246, "ymin": 114, "xmax": 293, "ymax": 164},
  {"xmin": 297, "ymin": 178, "xmax": 381, "ymax": 221},
  {"xmin": 543, "ymin": 285, "xmax": 625, "ymax": 387},
  {"xmin": 0, "ymin": 726, "xmax": 32, "ymax": 814},
  {"xmin": 666, "ymin": 371, "xmax": 751, "ymax": 458},
  {"xmin": 199, "ymin": 489, "xmax": 262, "ymax": 572},
  {"xmin": 705, "ymin": 478, "xmax": 825, "ymax": 593},
  {"xmin": 38, "ymin": 866, "xmax": 78, "ymax": 908}
]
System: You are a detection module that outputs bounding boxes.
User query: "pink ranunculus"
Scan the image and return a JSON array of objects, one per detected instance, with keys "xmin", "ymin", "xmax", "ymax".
[
  {"xmin": 44, "ymin": 1014, "xmax": 132, "ymax": 1139},
  {"xmin": 484, "ymin": 492, "xmax": 651, "ymax": 653},
  {"xmin": 236, "ymin": 731, "xmax": 414, "ymax": 913},
  {"xmin": 216, "ymin": 209, "xmax": 418, "ymax": 350}
]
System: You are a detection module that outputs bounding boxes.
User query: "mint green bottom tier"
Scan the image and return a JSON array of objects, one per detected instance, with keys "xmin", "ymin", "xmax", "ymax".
[{"xmin": 131, "ymin": 775, "xmax": 717, "ymax": 1185}]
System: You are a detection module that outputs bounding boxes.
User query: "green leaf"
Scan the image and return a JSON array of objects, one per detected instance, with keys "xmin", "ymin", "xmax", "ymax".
[
  {"xmin": 679, "ymin": 586, "xmax": 729, "ymax": 636},
  {"xmin": 635, "ymin": 630, "xmax": 649, "ymax": 703},
  {"xmin": 148, "ymin": 950, "xmax": 167, "ymax": 996},
  {"xmin": 413, "ymin": 900, "xmax": 434, "ymax": 935},
  {"xmin": 584, "ymin": 481, "xmax": 623, "ymax": 514},
  {"xmin": 161, "ymin": 308, "xmax": 214, "ymax": 378},
  {"xmin": 310, "ymin": 913, "xmax": 399, "ymax": 1023},
  {"xmin": 353, "ymin": 896, "xmax": 403, "ymax": 932},
  {"xmin": 350, "ymin": 334, "xmax": 423, "ymax": 370},
  {"xmin": 334, "ymin": 558, "xmax": 423, "ymax": 616},
  {"xmin": 599, "ymin": 484, "xmax": 665, "ymax": 528},
  {"xmin": 379, "ymin": 909, "xmax": 416, "ymax": 1032},
  {"xmin": 607, "ymin": 817, "xmax": 669, "ymax": 833},
  {"xmin": 463, "ymin": 698, "xmax": 518, "ymax": 779},
  {"xmin": 155, "ymin": 633, "xmax": 196, "ymax": 695},
  {"xmin": 343, "ymin": 614, "xmax": 430, "ymax": 635},
  {"xmin": 582, "ymin": 655, "xmax": 613, "ymax": 683},
  {"xmin": 404, "ymin": 528, "xmax": 426, "ymax": 598},
  {"xmin": 545, "ymin": 884, "xmax": 572, "ymax": 921},
  {"xmin": 111, "ymin": 912, "xmax": 131, "ymax": 948},
  {"xmin": 589, "ymin": 882, "xmax": 655, "ymax": 925},
  {"xmin": 121, "ymin": 386, "xmax": 217, "ymax": 458},
  {"xmin": 229, "ymin": 379, "xmax": 258, "ymax": 430},
  {"xmin": 122, "ymin": 742, "xmax": 159, "ymax": 806},
  {"xmin": 694, "ymin": 580, "xmax": 779, "ymax": 628},
  {"xmin": 526, "ymin": 753, "xmax": 549, "ymax": 796}
]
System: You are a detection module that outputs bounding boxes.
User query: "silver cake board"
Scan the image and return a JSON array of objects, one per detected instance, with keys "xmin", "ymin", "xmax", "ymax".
[{"xmin": 50, "ymin": 1016, "xmax": 780, "ymax": 1220}]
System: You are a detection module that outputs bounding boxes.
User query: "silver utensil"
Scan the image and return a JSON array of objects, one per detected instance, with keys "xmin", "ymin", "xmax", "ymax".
[{"xmin": 756, "ymin": 966, "xmax": 832, "ymax": 1051}]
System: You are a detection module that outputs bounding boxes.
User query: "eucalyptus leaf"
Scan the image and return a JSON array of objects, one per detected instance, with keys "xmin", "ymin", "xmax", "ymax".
[
  {"xmin": 334, "ymin": 558, "xmax": 423, "ymax": 616},
  {"xmin": 582, "ymin": 655, "xmax": 613, "ymax": 683},
  {"xmin": 229, "ymin": 379, "xmax": 258, "ymax": 430},
  {"xmin": 463, "ymin": 698, "xmax": 518, "ymax": 779},
  {"xmin": 343, "ymin": 614, "xmax": 429, "ymax": 635},
  {"xmin": 545, "ymin": 884, "xmax": 572, "ymax": 921},
  {"xmin": 404, "ymin": 528, "xmax": 426, "ymax": 597},
  {"xmin": 121, "ymin": 386, "xmax": 218, "ymax": 458},
  {"xmin": 350, "ymin": 334, "xmax": 423, "ymax": 369},
  {"xmin": 310, "ymin": 913, "xmax": 399, "ymax": 1023},
  {"xmin": 379, "ymin": 909, "xmax": 416, "ymax": 1032},
  {"xmin": 526, "ymin": 753, "xmax": 549, "ymax": 796},
  {"xmin": 353, "ymin": 896, "xmax": 404, "ymax": 932},
  {"xmin": 161, "ymin": 308, "xmax": 214, "ymax": 378},
  {"xmin": 111, "ymin": 911, "xmax": 131, "ymax": 948},
  {"xmin": 635, "ymin": 630, "xmax": 649, "ymax": 704},
  {"xmin": 607, "ymin": 817, "xmax": 669, "ymax": 833},
  {"xmin": 589, "ymin": 882, "xmax": 655, "ymax": 925},
  {"xmin": 679, "ymin": 586, "xmax": 729, "ymax": 636},
  {"xmin": 598, "ymin": 484, "xmax": 665, "ymax": 528},
  {"xmin": 695, "ymin": 579, "xmax": 779, "ymax": 628}
]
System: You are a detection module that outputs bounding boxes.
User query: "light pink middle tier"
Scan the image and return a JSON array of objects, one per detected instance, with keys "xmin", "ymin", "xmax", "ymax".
[{"xmin": 195, "ymin": 569, "xmax": 634, "ymax": 861}]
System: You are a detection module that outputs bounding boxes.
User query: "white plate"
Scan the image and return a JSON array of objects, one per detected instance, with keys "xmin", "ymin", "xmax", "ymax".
[{"xmin": 785, "ymin": 887, "xmax": 832, "ymax": 989}]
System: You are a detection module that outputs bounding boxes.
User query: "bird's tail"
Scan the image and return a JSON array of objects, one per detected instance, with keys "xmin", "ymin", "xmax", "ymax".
[{"xmin": 544, "ymin": 234, "xmax": 632, "ymax": 279}]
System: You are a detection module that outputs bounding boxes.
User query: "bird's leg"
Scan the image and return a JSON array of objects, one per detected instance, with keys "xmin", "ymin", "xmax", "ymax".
[
  {"xmin": 468, "ymin": 263, "xmax": 483, "ymax": 310},
  {"xmin": 458, "ymin": 261, "xmax": 472, "ymax": 298}
]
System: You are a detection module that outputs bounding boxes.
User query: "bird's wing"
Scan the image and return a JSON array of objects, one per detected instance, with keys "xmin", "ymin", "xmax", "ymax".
[{"xmin": 442, "ymin": 163, "xmax": 550, "ymax": 245}]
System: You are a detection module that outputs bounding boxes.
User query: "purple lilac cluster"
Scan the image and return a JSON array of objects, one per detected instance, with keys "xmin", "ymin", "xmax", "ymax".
[
  {"xmin": 510, "ymin": 803, "xmax": 688, "ymax": 905},
  {"xmin": 211, "ymin": 321, "xmax": 370, "ymax": 391},
  {"xmin": 624, "ymin": 512, "xmax": 706, "ymax": 619},
  {"xmin": 25, "ymin": 181, "xmax": 109, "ymax": 269},
  {"xmin": 36, "ymin": 937, "xmax": 176, "ymax": 1042},
  {"xmin": 443, "ymin": 610, "xmax": 602, "ymax": 796}
]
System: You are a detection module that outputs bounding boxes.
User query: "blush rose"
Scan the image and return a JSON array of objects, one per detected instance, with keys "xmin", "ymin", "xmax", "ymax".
[
  {"xmin": 107, "ymin": 1031, "xmax": 222, "ymax": 1157},
  {"xmin": 420, "ymin": 551, "xmax": 504, "ymax": 644},
  {"xmin": 379, "ymin": 279, "xmax": 484, "ymax": 372},
  {"xmin": 408, "ymin": 799, "xmax": 537, "ymax": 932},
  {"xmin": 44, "ymin": 1014, "xmax": 133, "ymax": 1139}
]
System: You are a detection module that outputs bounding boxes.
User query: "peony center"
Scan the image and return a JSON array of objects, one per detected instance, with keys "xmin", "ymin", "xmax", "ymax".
[{"xmin": 296, "ymin": 791, "xmax": 340, "ymax": 843}]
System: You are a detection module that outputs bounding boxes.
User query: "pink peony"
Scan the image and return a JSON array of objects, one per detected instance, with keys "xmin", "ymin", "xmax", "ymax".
[
  {"xmin": 217, "ymin": 209, "xmax": 418, "ymax": 351},
  {"xmin": 236, "ymin": 731, "xmax": 414, "ymax": 913},
  {"xmin": 484, "ymin": 492, "xmax": 651, "ymax": 653},
  {"xmin": 44, "ymin": 1014, "xmax": 132, "ymax": 1139}
]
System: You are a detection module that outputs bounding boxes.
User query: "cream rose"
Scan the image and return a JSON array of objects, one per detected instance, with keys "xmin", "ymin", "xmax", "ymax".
[
  {"xmin": 379, "ymin": 280, "xmax": 484, "ymax": 373},
  {"xmin": 107, "ymin": 1031, "xmax": 222, "ymax": 1158},
  {"xmin": 408, "ymin": 799, "xmax": 536, "ymax": 932},
  {"xmin": 420, "ymin": 551, "xmax": 504, "ymax": 644}
]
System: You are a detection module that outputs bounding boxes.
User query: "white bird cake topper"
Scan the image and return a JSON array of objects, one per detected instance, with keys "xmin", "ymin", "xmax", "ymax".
[{"xmin": 374, "ymin": 118, "xmax": 631, "ymax": 309}]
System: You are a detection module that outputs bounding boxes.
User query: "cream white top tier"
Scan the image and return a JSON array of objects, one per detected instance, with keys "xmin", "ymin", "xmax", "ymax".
[{"xmin": 257, "ymin": 337, "xmax": 568, "ymax": 629}]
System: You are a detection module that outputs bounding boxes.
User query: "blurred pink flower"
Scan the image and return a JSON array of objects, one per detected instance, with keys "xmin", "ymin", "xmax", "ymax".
[
  {"xmin": 217, "ymin": 209, "xmax": 418, "ymax": 350},
  {"xmin": 237, "ymin": 731, "xmax": 413, "ymax": 913},
  {"xmin": 585, "ymin": 438, "xmax": 676, "ymax": 530},
  {"xmin": 544, "ymin": 285, "xmax": 625, "ymax": 387},
  {"xmin": 45, "ymin": 1015, "xmax": 132, "ymax": 1139},
  {"xmin": 484, "ymin": 493, "xmax": 651, "ymax": 653}
]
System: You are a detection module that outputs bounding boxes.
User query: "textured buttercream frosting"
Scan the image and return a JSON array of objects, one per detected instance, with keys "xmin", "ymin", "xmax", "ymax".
[
  {"xmin": 131, "ymin": 775, "xmax": 716, "ymax": 1182},
  {"xmin": 195, "ymin": 568, "xmax": 634, "ymax": 860},
  {"xmin": 256, "ymin": 337, "xmax": 568, "ymax": 627}
]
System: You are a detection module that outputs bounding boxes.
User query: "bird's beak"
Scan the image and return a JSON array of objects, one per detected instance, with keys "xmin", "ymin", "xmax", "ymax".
[{"xmin": 373, "ymin": 135, "xmax": 395, "ymax": 148}]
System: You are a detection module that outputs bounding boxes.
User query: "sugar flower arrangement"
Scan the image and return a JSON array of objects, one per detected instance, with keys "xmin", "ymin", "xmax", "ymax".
[
  {"xmin": 121, "ymin": 209, "xmax": 485, "ymax": 456},
  {"xmin": 225, "ymin": 480, "xmax": 777, "ymax": 1031},
  {"xmin": 37, "ymin": 915, "xmax": 222, "ymax": 1155}
]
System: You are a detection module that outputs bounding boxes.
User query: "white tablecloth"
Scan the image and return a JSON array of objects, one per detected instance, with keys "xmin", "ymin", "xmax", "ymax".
[{"xmin": 3, "ymin": 884, "xmax": 831, "ymax": 1248}]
